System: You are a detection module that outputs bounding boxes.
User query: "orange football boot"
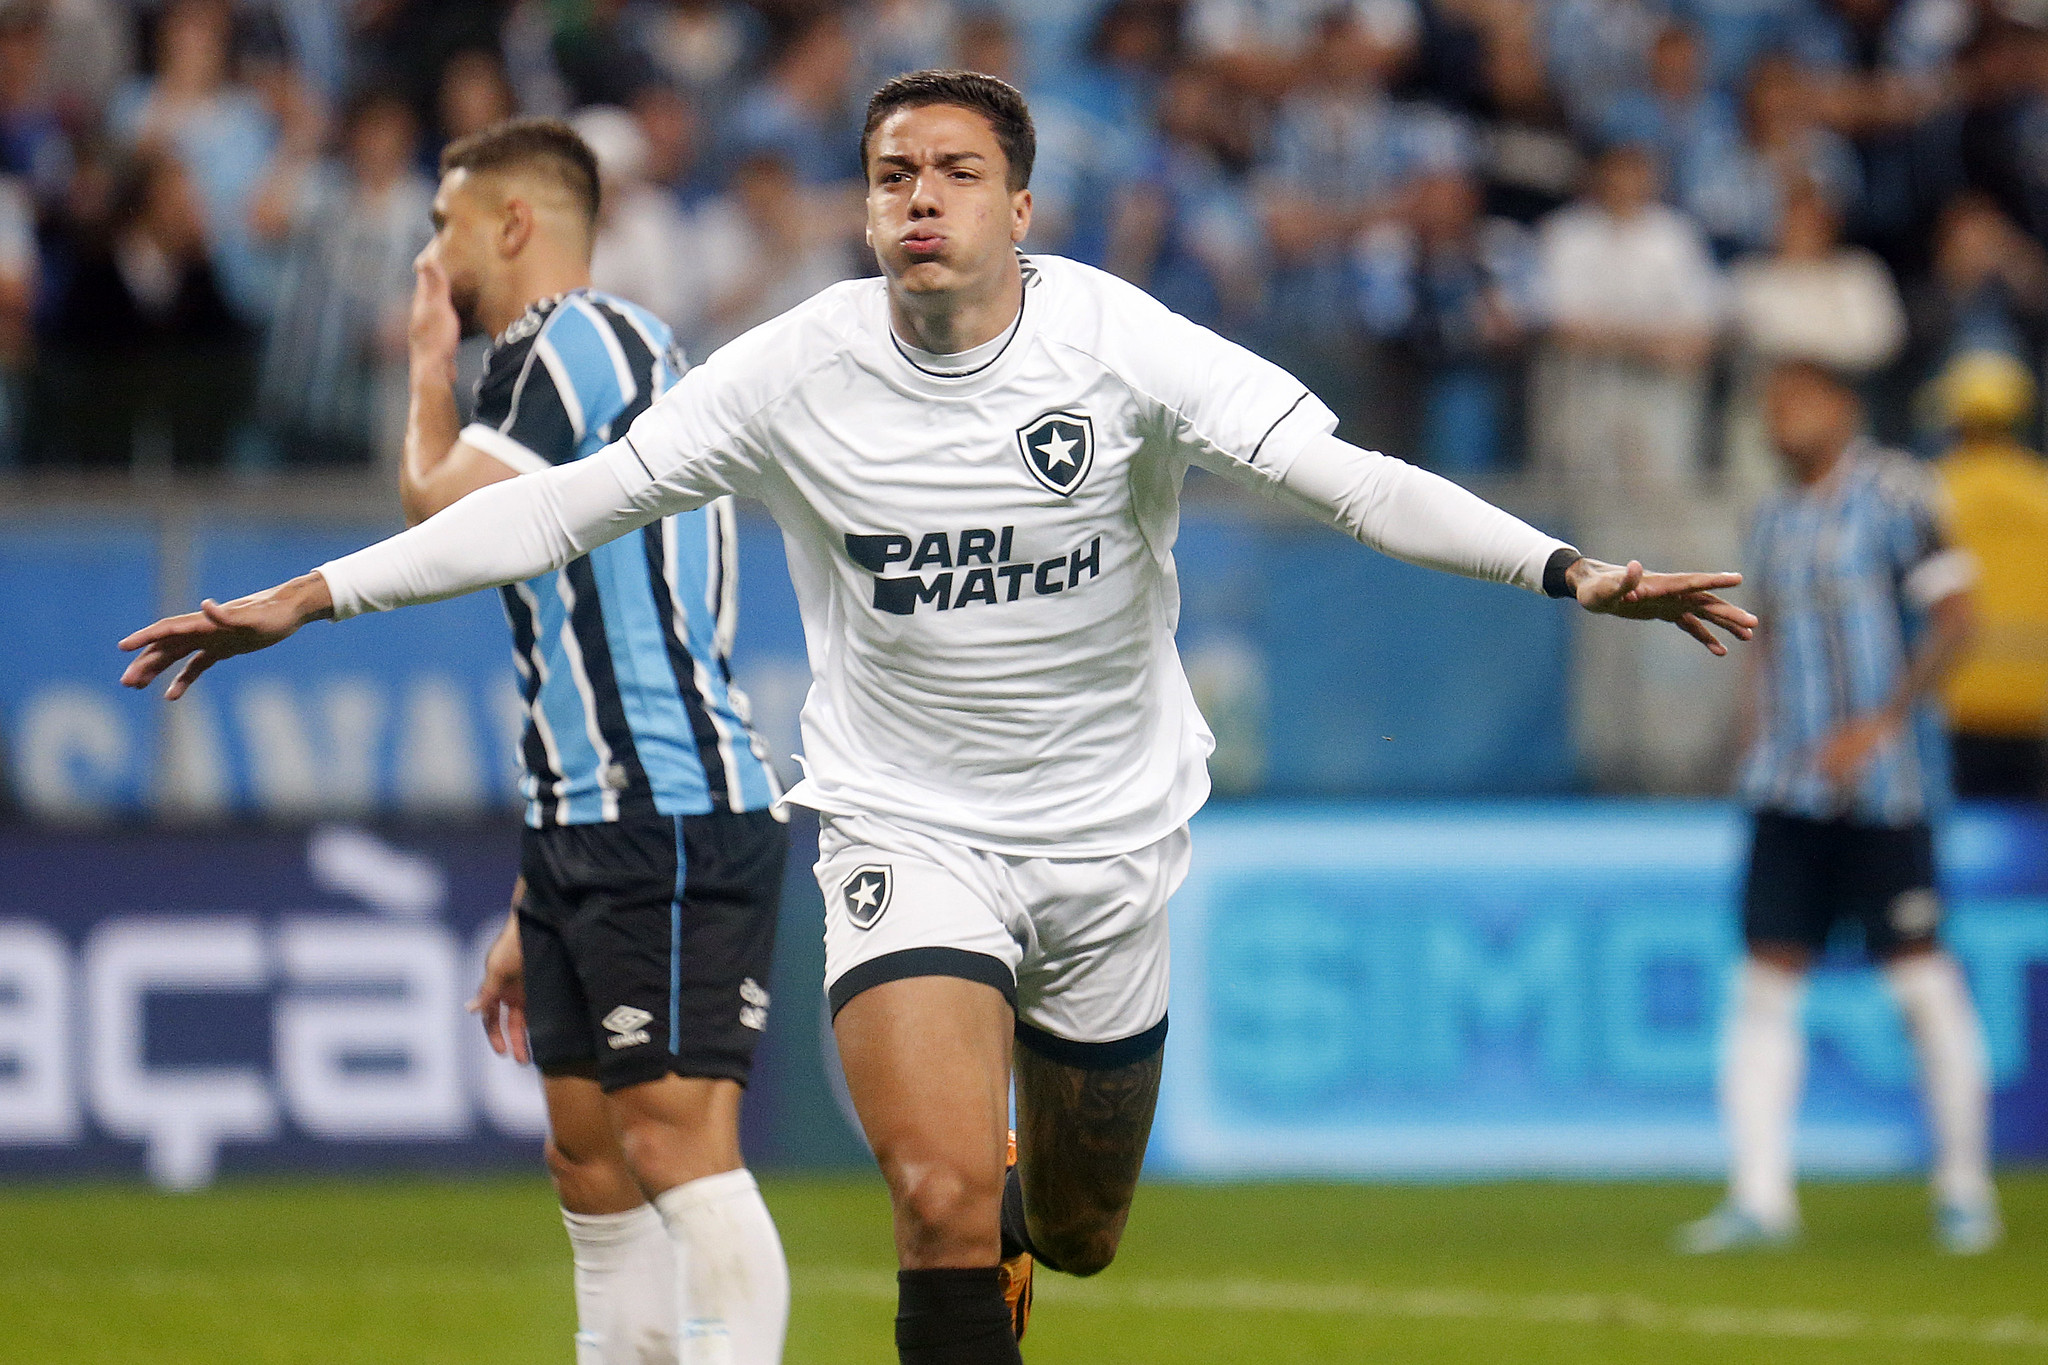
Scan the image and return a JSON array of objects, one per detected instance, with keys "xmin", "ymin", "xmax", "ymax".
[{"xmin": 998, "ymin": 1130, "xmax": 1034, "ymax": 1340}]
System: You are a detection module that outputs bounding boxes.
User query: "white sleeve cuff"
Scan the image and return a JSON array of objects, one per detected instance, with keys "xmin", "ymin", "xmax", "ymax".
[
  {"xmin": 460, "ymin": 423, "xmax": 554, "ymax": 477},
  {"xmin": 1904, "ymin": 548, "xmax": 1976, "ymax": 608}
]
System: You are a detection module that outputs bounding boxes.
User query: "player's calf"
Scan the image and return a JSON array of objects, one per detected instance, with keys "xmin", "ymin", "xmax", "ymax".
[{"xmin": 1007, "ymin": 1026, "xmax": 1166, "ymax": 1278}]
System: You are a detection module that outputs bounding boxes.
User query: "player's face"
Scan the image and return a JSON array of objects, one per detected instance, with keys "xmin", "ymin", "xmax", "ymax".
[
  {"xmin": 427, "ymin": 169, "xmax": 493, "ymax": 336},
  {"xmin": 1765, "ymin": 368, "xmax": 1858, "ymax": 476},
  {"xmin": 864, "ymin": 104, "xmax": 1031, "ymax": 298}
]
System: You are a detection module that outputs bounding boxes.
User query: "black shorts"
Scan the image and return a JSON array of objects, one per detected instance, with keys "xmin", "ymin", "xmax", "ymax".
[
  {"xmin": 519, "ymin": 808, "xmax": 787, "ymax": 1091},
  {"xmin": 1742, "ymin": 810, "xmax": 1943, "ymax": 960}
]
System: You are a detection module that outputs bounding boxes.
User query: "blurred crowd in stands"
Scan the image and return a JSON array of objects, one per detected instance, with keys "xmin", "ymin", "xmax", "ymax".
[
  {"xmin": 0, "ymin": 0, "xmax": 2043, "ymax": 487},
  {"xmin": 0, "ymin": 0, "xmax": 2039, "ymax": 797},
  {"xmin": 0, "ymin": 12, "xmax": 2042, "ymax": 512}
]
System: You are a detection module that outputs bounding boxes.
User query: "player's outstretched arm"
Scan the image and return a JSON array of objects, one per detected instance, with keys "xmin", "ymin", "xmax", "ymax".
[
  {"xmin": 1262, "ymin": 433, "xmax": 1755, "ymax": 655},
  {"xmin": 119, "ymin": 573, "xmax": 335, "ymax": 698},
  {"xmin": 118, "ymin": 437, "xmax": 680, "ymax": 696},
  {"xmin": 1564, "ymin": 557, "xmax": 1757, "ymax": 657}
]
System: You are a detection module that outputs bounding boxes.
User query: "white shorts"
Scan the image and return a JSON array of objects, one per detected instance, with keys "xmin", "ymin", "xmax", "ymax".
[{"xmin": 816, "ymin": 811, "xmax": 1188, "ymax": 1065}]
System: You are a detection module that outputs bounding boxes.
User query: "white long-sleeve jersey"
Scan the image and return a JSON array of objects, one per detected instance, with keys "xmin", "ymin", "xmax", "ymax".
[{"xmin": 320, "ymin": 255, "xmax": 1573, "ymax": 855}]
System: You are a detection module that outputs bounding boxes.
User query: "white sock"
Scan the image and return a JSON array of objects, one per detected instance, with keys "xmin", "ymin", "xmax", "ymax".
[
  {"xmin": 1885, "ymin": 952, "xmax": 1996, "ymax": 1209},
  {"xmin": 653, "ymin": 1168, "xmax": 789, "ymax": 1365},
  {"xmin": 562, "ymin": 1204, "xmax": 678, "ymax": 1365},
  {"xmin": 1722, "ymin": 959, "xmax": 1806, "ymax": 1230}
]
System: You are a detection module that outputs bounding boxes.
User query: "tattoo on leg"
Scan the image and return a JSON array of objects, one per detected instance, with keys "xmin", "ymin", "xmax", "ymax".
[{"xmin": 1012, "ymin": 1046, "xmax": 1163, "ymax": 1276}]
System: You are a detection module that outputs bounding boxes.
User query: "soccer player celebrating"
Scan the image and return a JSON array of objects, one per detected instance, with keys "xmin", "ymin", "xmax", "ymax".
[
  {"xmin": 376, "ymin": 119, "xmax": 790, "ymax": 1362},
  {"xmin": 122, "ymin": 73, "xmax": 1754, "ymax": 1364},
  {"xmin": 1676, "ymin": 360, "xmax": 2001, "ymax": 1256}
]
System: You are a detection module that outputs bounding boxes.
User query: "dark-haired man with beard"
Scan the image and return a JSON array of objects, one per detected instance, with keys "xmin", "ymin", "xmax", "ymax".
[{"xmin": 371, "ymin": 117, "xmax": 790, "ymax": 1365}]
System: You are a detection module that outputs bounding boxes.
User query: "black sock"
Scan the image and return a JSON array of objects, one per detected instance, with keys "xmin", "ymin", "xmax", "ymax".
[
  {"xmin": 999, "ymin": 1164, "xmax": 1064, "ymax": 1273},
  {"xmin": 895, "ymin": 1266, "xmax": 1024, "ymax": 1364}
]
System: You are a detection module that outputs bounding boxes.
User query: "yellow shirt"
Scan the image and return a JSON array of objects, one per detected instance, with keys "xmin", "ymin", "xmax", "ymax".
[{"xmin": 1939, "ymin": 437, "xmax": 2048, "ymax": 736}]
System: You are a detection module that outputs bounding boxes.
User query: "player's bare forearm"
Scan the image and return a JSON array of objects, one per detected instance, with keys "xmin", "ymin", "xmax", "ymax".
[
  {"xmin": 1565, "ymin": 556, "xmax": 1758, "ymax": 656},
  {"xmin": 398, "ymin": 369, "xmax": 465, "ymax": 526},
  {"xmin": 1887, "ymin": 591, "xmax": 1976, "ymax": 725},
  {"xmin": 118, "ymin": 572, "xmax": 335, "ymax": 698},
  {"xmin": 1014, "ymin": 1044, "xmax": 1162, "ymax": 1274}
]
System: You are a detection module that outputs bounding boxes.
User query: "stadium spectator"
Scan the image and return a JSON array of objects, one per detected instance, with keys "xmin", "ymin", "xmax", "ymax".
[
  {"xmin": 433, "ymin": 48, "xmax": 519, "ymax": 162},
  {"xmin": 1461, "ymin": 0, "xmax": 1585, "ymax": 225},
  {"xmin": 686, "ymin": 146, "xmax": 860, "ymax": 352},
  {"xmin": 0, "ymin": 2, "xmax": 74, "ymax": 209},
  {"xmin": 860, "ymin": 0, "xmax": 964, "ymax": 92},
  {"xmin": 1956, "ymin": 0, "xmax": 2048, "ymax": 242},
  {"xmin": 1724, "ymin": 178, "xmax": 1905, "ymax": 493},
  {"xmin": 1259, "ymin": 9, "xmax": 1468, "ymax": 339},
  {"xmin": 1900, "ymin": 191, "xmax": 2048, "ymax": 442},
  {"xmin": 1934, "ymin": 349, "xmax": 2048, "ymax": 800},
  {"xmin": 1354, "ymin": 167, "xmax": 1539, "ymax": 473},
  {"xmin": 573, "ymin": 103, "xmax": 698, "ymax": 337},
  {"xmin": 1598, "ymin": 23, "xmax": 1743, "ymax": 216},
  {"xmin": 1190, "ymin": 0, "xmax": 1422, "ymax": 98},
  {"xmin": 1787, "ymin": 0, "xmax": 1972, "ymax": 268},
  {"xmin": 1684, "ymin": 54, "xmax": 1862, "ymax": 257},
  {"xmin": 35, "ymin": 144, "xmax": 253, "ymax": 469},
  {"xmin": 108, "ymin": 0, "xmax": 285, "ymax": 326},
  {"xmin": 1104, "ymin": 62, "xmax": 1266, "ymax": 329},
  {"xmin": 39, "ymin": 0, "xmax": 131, "ymax": 121},
  {"xmin": 1545, "ymin": 0, "xmax": 1663, "ymax": 135},
  {"xmin": 627, "ymin": 82, "xmax": 711, "ymax": 201},
  {"xmin": 1669, "ymin": 0, "xmax": 1808, "ymax": 93},
  {"xmin": 726, "ymin": 13, "xmax": 863, "ymax": 186},
  {"xmin": 623, "ymin": 0, "xmax": 767, "ymax": 109},
  {"xmin": 250, "ymin": 90, "xmax": 431, "ymax": 468},
  {"xmin": 1531, "ymin": 141, "xmax": 1722, "ymax": 494},
  {"xmin": 0, "ymin": 169, "xmax": 31, "ymax": 461}
]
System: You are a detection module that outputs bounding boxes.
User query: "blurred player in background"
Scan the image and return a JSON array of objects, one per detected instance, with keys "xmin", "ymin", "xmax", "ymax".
[
  {"xmin": 1679, "ymin": 359, "xmax": 2001, "ymax": 1256},
  {"xmin": 394, "ymin": 118, "xmax": 789, "ymax": 1363},
  {"xmin": 1933, "ymin": 350, "xmax": 2048, "ymax": 802},
  {"xmin": 120, "ymin": 73, "xmax": 1756, "ymax": 1365}
]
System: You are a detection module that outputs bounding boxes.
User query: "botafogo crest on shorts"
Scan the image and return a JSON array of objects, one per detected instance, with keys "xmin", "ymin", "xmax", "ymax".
[{"xmin": 841, "ymin": 864, "xmax": 893, "ymax": 929}]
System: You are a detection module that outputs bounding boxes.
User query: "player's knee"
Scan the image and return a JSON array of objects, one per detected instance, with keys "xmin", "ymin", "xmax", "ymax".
[
  {"xmin": 1032, "ymin": 1215, "xmax": 1123, "ymax": 1277},
  {"xmin": 543, "ymin": 1135, "xmax": 634, "ymax": 1204},
  {"xmin": 889, "ymin": 1160, "xmax": 1001, "ymax": 1258}
]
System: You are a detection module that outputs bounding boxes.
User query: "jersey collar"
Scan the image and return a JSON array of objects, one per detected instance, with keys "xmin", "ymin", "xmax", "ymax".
[{"xmin": 873, "ymin": 259, "xmax": 1041, "ymax": 396}]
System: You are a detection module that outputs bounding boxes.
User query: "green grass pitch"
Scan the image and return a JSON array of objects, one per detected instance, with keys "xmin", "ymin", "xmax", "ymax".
[{"xmin": 2, "ymin": 1173, "xmax": 2042, "ymax": 1363}]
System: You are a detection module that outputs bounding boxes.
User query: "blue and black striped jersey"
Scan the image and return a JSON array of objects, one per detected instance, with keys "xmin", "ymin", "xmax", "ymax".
[
  {"xmin": 460, "ymin": 289, "xmax": 781, "ymax": 827},
  {"xmin": 1738, "ymin": 443, "xmax": 1975, "ymax": 826}
]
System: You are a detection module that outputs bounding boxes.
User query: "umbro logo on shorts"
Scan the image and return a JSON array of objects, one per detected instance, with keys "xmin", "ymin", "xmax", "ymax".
[
  {"xmin": 740, "ymin": 977, "xmax": 770, "ymax": 1031},
  {"xmin": 1017, "ymin": 410, "xmax": 1094, "ymax": 496},
  {"xmin": 602, "ymin": 1005, "xmax": 653, "ymax": 1049},
  {"xmin": 842, "ymin": 865, "xmax": 893, "ymax": 930}
]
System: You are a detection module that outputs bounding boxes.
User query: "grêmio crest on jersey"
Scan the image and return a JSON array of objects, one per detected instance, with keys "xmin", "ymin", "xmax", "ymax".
[{"xmin": 1017, "ymin": 410, "xmax": 1094, "ymax": 496}]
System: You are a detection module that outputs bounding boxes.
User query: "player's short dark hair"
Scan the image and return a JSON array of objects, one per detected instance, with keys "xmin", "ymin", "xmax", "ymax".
[
  {"xmin": 1770, "ymin": 357, "xmax": 1857, "ymax": 395},
  {"xmin": 860, "ymin": 69, "xmax": 1035, "ymax": 191},
  {"xmin": 440, "ymin": 117, "xmax": 601, "ymax": 227}
]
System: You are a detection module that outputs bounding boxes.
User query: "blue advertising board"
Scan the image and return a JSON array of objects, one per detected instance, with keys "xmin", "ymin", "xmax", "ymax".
[
  {"xmin": 1152, "ymin": 804, "xmax": 2048, "ymax": 1178},
  {"xmin": 0, "ymin": 510, "xmax": 1572, "ymax": 817},
  {"xmin": 5, "ymin": 803, "xmax": 2042, "ymax": 1186},
  {"xmin": 0, "ymin": 817, "xmax": 869, "ymax": 1188}
]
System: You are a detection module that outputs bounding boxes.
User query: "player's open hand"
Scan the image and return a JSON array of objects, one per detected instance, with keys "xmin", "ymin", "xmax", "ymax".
[
  {"xmin": 409, "ymin": 244, "xmax": 461, "ymax": 383},
  {"xmin": 1570, "ymin": 558, "xmax": 1757, "ymax": 656},
  {"xmin": 468, "ymin": 905, "xmax": 530, "ymax": 1065},
  {"xmin": 118, "ymin": 573, "xmax": 334, "ymax": 698}
]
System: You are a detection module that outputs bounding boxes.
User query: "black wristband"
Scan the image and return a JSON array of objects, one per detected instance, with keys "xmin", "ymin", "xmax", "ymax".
[{"xmin": 1543, "ymin": 547, "xmax": 1582, "ymax": 600}]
